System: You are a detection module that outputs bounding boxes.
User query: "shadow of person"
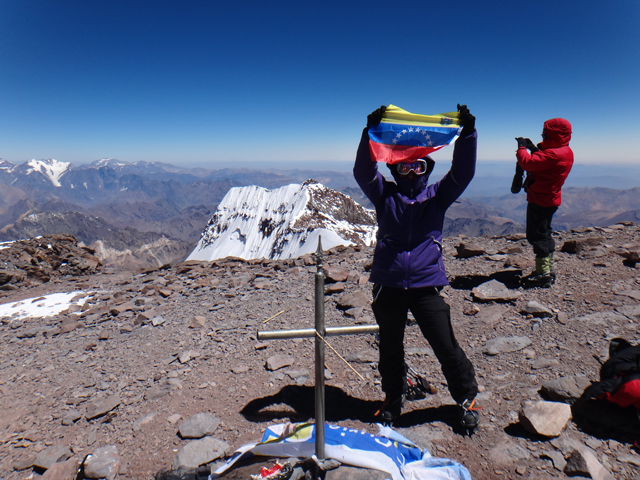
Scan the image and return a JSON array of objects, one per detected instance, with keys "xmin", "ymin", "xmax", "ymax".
[
  {"xmin": 394, "ymin": 404, "xmax": 459, "ymax": 431},
  {"xmin": 449, "ymin": 269, "xmax": 522, "ymax": 290},
  {"xmin": 242, "ymin": 389, "xmax": 472, "ymax": 436},
  {"xmin": 240, "ymin": 384, "xmax": 381, "ymax": 423}
]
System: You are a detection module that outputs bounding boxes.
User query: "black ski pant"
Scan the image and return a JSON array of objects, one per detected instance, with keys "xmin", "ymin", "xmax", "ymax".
[
  {"xmin": 371, "ymin": 284, "xmax": 478, "ymax": 404},
  {"xmin": 526, "ymin": 202, "xmax": 558, "ymax": 256}
]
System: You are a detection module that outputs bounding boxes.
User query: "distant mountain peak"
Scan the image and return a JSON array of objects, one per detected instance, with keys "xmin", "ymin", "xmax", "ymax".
[
  {"xmin": 187, "ymin": 181, "xmax": 377, "ymax": 261},
  {"xmin": 89, "ymin": 158, "xmax": 131, "ymax": 168},
  {"xmin": 0, "ymin": 160, "xmax": 16, "ymax": 172},
  {"xmin": 25, "ymin": 159, "xmax": 71, "ymax": 187}
]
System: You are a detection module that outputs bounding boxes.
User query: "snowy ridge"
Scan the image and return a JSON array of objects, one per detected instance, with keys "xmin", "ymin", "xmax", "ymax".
[
  {"xmin": 187, "ymin": 180, "xmax": 377, "ymax": 261},
  {"xmin": 26, "ymin": 159, "xmax": 71, "ymax": 187},
  {"xmin": 0, "ymin": 160, "xmax": 16, "ymax": 172}
]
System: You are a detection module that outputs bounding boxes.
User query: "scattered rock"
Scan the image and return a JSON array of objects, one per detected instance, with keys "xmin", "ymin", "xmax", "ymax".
[
  {"xmin": 336, "ymin": 290, "xmax": 369, "ymax": 309},
  {"xmin": 86, "ymin": 395, "xmax": 121, "ymax": 420},
  {"xmin": 471, "ymin": 280, "xmax": 521, "ymax": 303},
  {"xmin": 84, "ymin": 445, "xmax": 120, "ymax": 480},
  {"xmin": 171, "ymin": 436, "xmax": 230, "ymax": 470},
  {"xmin": 541, "ymin": 375, "xmax": 592, "ymax": 403},
  {"xmin": 455, "ymin": 242, "xmax": 486, "ymax": 258},
  {"xmin": 33, "ymin": 445, "xmax": 73, "ymax": 469},
  {"xmin": 41, "ymin": 457, "xmax": 78, "ymax": 480},
  {"xmin": 520, "ymin": 300, "xmax": 554, "ymax": 318},
  {"xmin": 519, "ymin": 400, "xmax": 572, "ymax": 437},
  {"xmin": 561, "ymin": 237, "xmax": 605, "ymax": 254},
  {"xmin": 178, "ymin": 413, "xmax": 221, "ymax": 439},
  {"xmin": 265, "ymin": 354, "xmax": 294, "ymax": 371},
  {"xmin": 488, "ymin": 439, "xmax": 531, "ymax": 465},
  {"xmin": 483, "ymin": 336, "xmax": 532, "ymax": 355},
  {"xmin": 564, "ymin": 447, "xmax": 616, "ymax": 480},
  {"xmin": 189, "ymin": 316, "xmax": 206, "ymax": 329}
]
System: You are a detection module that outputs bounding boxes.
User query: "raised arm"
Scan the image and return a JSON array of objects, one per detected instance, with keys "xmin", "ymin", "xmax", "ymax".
[{"xmin": 353, "ymin": 107, "xmax": 387, "ymax": 207}]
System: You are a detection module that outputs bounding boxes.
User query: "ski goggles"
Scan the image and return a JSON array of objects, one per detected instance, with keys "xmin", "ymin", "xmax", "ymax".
[{"xmin": 397, "ymin": 159, "xmax": 428, "ymax": 176}]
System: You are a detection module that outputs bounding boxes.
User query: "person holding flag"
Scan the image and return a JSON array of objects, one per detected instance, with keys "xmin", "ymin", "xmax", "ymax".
[{"xmin": 353, "ymin": 104, "xmax": 480, "ymax": 435}]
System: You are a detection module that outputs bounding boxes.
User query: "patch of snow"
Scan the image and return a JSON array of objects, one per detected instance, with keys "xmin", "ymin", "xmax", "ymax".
[
  {"xmin": 0, "ymin": 291, "xmax": 94, "ymax": 322},
  {"xmin": 0, "ymin": 240, "xmax": 15, "ymax": 250}
]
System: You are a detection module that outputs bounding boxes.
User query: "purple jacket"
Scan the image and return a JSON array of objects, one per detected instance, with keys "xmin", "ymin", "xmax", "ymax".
[{"xmin": 353, "ymin": 127, "xmax": 477, "ymax": 289}]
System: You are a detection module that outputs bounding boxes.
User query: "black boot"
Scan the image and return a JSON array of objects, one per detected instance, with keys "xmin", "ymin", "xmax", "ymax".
[{"xmin": 375, "ymin": 395, "xmax": 404, "ymax": 426}]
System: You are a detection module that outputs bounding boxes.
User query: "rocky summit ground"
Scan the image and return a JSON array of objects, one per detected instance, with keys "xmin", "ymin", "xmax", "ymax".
[{"xmin": 1, "ymin": 224, "xmax": 640, "ymax": 480}]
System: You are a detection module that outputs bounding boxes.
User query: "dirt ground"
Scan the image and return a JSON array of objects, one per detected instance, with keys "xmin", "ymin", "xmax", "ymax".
[{"xmin": 1, "ymin": 224, "xmax": 640, "ymax": 479}]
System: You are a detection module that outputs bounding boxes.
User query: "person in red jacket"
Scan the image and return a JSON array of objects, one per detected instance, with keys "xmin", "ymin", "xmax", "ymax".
[{"xmin": 514, "ymin": 118, "xmax": 574, "ymax": 287}]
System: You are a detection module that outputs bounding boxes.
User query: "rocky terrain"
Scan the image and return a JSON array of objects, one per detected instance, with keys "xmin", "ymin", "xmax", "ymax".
[{"xmin": 1, "ymin": 224, "xmax": 640, "ymax": 479}]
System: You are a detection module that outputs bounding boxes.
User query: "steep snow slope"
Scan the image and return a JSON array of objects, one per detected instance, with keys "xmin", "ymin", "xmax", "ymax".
[
  {"xmin": 188, "ymin": 180, "xmax": 377, "ymax": 261},
  {"xmin": 25, "ymin": 159, "xmax": 71, "ymax": 187}
]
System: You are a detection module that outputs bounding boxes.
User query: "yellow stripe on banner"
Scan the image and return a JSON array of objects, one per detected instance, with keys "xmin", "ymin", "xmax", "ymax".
[{"xmin": 381, "ymin": 104, "xmax": 461, "ymax": 127}]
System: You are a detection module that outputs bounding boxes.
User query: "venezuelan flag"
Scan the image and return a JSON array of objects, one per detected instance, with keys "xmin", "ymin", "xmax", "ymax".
[{"xmin": 368, "ymin": 105, "xmax": 462, "ymax": 164}]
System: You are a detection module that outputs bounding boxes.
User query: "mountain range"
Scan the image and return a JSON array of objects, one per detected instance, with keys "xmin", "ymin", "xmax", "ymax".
[{"xmin": 1, "ymin": 158, "xmax": 639, "ymax": 269}]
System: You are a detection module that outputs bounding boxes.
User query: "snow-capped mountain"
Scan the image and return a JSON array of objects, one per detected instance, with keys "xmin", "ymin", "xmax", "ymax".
[
  {"xmin": 0, "ymin": 160, "xmax": 16, "ymax": 172},
  {"xmin": 187, "ymin": 180, "xmax": 377, "ymax": 261},
  {"xmin": 22, "ymin": 159, "xmax": 72, "ymax": 187}
]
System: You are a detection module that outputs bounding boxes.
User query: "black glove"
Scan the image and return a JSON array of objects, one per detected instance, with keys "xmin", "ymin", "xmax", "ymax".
[
  {"xmin": 457, "ymin": 104, "xmax": 475, "ymax": 137},
  {"xmin": 511, "ymin": 163, "xmax": 525, "ymax": 194},
  {"xmin": 524, "ymin": 138, "xmax": 539, "ymax": 153},
  {"xmin": 515, "ymin": 137, "xmax": 527, "ymax": 148},
  {"xmin": 367, "ymin": 105, "xmax": 386, "ymax": 128}
]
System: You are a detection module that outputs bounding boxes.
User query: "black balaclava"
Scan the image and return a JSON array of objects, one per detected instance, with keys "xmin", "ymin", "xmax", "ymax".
[{"xmin": 387, "ymin": 157, "xmax": 435, "ymax": 199}]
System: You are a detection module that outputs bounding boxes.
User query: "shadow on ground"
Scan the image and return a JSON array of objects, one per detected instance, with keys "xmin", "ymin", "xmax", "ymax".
[
  {"xmin": 571, "ymin": 400, "xmax": 640, "ymax": 444},
  {"xmin": 449, "ymin": 269, "xmax": 522, "ymax": 290},
  {"xmin": 241, "ymin": 385, "xmax": 468, "ymax": 435},
  {"xmin": 241, "ymin": 385, "xmax": 379, "ymax": 423}
]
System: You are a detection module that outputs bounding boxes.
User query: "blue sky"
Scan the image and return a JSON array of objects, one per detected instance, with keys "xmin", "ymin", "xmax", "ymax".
[{"xmin": 1, "ymin": 1, "xmax": 639, "ymax": 168}]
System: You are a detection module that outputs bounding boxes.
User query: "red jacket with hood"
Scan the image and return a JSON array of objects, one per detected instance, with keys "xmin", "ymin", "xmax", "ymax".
[{"xmin": 516, "ymin": 118, "xmax": 573, "ymax": 207}]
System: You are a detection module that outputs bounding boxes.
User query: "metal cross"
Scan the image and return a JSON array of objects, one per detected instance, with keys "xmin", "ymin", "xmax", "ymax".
[{"xmin": 257, "ymin": 237, "xmax": 379, "ymax": 460}]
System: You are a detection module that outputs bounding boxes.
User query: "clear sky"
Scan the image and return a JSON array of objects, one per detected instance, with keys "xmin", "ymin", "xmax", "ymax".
[{"xmin": 1, "ymin": 0, "xmax": 639, "ymax": 168}]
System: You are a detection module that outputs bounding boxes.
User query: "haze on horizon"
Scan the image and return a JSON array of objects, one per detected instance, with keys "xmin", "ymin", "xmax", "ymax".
[{"xmin": 1, "ymin": 1, "xmax": 639, "ymax": 168}]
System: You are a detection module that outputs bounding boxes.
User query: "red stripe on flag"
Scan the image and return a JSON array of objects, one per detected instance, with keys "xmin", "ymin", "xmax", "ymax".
[{"xmin": 369, "ymin": 141, "xmax": 446, "ymax": 165}]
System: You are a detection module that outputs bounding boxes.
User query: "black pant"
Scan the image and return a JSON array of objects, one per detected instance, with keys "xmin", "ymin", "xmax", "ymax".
[
  {"xmin": 371, "ymin": 284, "xmax": 478, "ymax": 404},
  {"xmin": 526, "ymin": 202, "xmax": 558, "ymax": 256}
]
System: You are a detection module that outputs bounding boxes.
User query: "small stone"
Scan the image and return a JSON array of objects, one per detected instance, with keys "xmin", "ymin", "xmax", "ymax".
[
  {"xmin": 472, "ymin": 280, "xmax": 521, "ymax": 303},
  {"xmin": 167, "ymin": 414, "xmax": 182, "ymax": 424},
  {"xmin": 178, "ymin": 413, "xmax": 221, "ymax": 439},
  {"xmin": 171, "ymin": 436, "xmax": 230, "ymax": 470},
  {"xmin": 85, "ymin": 395, "xmax": 121, "ymax": 420},
  {"xmin": 265, "ymin": 354, "xmax": 294, "ymax": 371},
  {"xmin": 336, "ymin": 290, "xmax": 369, "ymax": 309},
  {"xmin": 455, "ymin": 242, "xmax": 486, "ymax": 258},
  {"xmin": 34, "ymin": 445, "xmax": 73, "ymax": 469},
  {"xmin": 61, "ymin": 409, "xmax": 82, "ymax": 426},
  {"xmin": 483, "ymin": 336, "xmax": 532, "ymax": 356},
  {"xmin": 84, "ymin": 445, "xmax": 120, "ymax": 480},
  {"xmin": 41, "ymin": 457, "xmax": 78, "ymax": 479},
  {"xmin": 564, "ymin": 447, "xmax": 615, "ymax": 479},
  {"xmin": 521, "ymin": 300, "xmax": 554, "ymax": 318},
  {"xmin": 519, "ymin": 400, "xmax": 572, "ymax": 437},
  {"xmin": 189, "ymin": 316, "xmax": 206, "ymax": 329},
  {"xmin": 463, "ymin": 304, "xmax": 480, "ymax": 316}
]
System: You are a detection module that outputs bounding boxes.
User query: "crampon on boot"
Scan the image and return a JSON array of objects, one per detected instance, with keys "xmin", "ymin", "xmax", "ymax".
[
  {"xmin": 458, "ymin": 398, "xmax": 481, "ymax": 436},
  {"xmin": 374, "ymin": 395, "xmax": 403, "ymax": 426}
]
